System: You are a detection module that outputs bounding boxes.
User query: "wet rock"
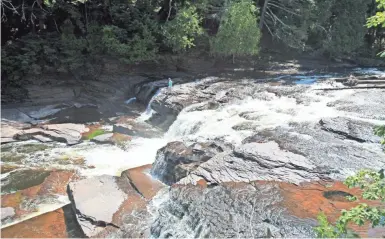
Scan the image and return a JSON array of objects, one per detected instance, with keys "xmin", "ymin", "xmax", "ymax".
[
  {"xmin": 232, "ymin": 121, "xmax": 257, "ymax": 131},
  {"xmin": 332, "ymin": 89, "xmax": 385, "ymax": 120},
  {"xmin": 7, "ymin": 123, "xmax": 88, "ymax": 145},
  {"xmin": 1, "ymin": 170, "xmax": 51, "ymax": 194},
  {"xmin": 40, "ymin": 103, "xmax": 101, "ymax": 124},
  {"xmin": 67, "ymin": 165, "xmax": 164, "ymax": 238},
  {"xmin": 0, "ymin": 165, "xmax": 20, "ymax": 174},
  {"xmin": 147, "ymin": 79, "xmax": 217, "ymax": 130},
  {"xmin": 1, "ymin": 120, "xmax": 32, "ymax": 144},
  {"xmin": 1, "ymin": 171, "xmax": 74, "ymax": 228},
  {"xmin": 0, "ymin": 205, "xmax": 85, "ymax": 238},
  {"xmin": 151, "ymin": 180, "xmax": 383, "ymax": 238},
  {"xmin": 2, "ymin": 103, "xmax": 101, "ymax": 124},
  {"xmin": 113, "ymin": 119, "xmax": 162, "ymax": 138},
  {"xmin": 180, "ymin": 142, "xmax": 329, "ymax": 185},
  {"xmin": 150, "ymin": 182, "xmax": 315, "ymax": 238},
  {"xmin": 184, "ymin": 101, "xmax": 220, "ymax": 113},
  {"xmin": 134, "ymin": 79, "xmax": 168, "ymax": 104},
  {"xmin": 1, "ymin": 207, "xmax": 15, "ymax": 221},
  {"xmin": 122, "ymin": 164, "xmax": 165, "ymax": 199},
  {"xmin": 68, "ymin": 175, "xmax": 127, "ymax": 237},
  {"xmin": 151, "ymin": 141, "xmax": 226, "ymax": 185},
  {"xmin": 245, "ymin": 123, "xmax": 385, "ymax": 180},
  {"xmin": 91, "ymin": 133, "xmax": 114, "ymax": 144},
  {"xmin": 319, "ymin": 117, "xmax": 380, "ymax": 143}
]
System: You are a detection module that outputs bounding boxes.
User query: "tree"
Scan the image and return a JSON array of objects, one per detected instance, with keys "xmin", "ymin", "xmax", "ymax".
[
  {"xmin": 367, "ymin": 0, "xmax": 385, "ymax": 57},
  {"xmin": 161, "ymin": 5, "xmax": 204, "ymax": 52},
  {"xmin": 210, "ymin": 0, "xmax": 261, "ymax": 63}
]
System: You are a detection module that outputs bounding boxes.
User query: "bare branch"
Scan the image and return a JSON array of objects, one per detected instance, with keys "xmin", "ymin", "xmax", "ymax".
[{"xmin": 267, "ymin": 2, "xmax": 300, "ymax": 16}]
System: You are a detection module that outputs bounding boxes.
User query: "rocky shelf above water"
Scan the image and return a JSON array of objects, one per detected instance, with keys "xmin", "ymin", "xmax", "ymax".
[{"xmin": 1, "ymin": 69, "xmax": 385, "ymax": 238}]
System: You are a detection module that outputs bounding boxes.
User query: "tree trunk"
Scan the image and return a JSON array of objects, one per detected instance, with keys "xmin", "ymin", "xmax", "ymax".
[
  {"xmin": 259, "ymin": 0, "xmax": 269, "ymax": 30},
  {"xmin": 232, "ymin": 54, "xmax": 235, "ymax": 64}
]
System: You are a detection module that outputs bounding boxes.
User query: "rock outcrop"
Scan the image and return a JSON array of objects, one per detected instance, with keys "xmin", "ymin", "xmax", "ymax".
[
  {"xmin": 2, "ymin": 122, "xmax": 88, "ymax": 145},
  {"xmin": 179, "ymin": 142, "xmax": 330, "ymax": 185},
  {"xmin": 67, "ymin": 165, "xmax": 165, "ymax": 238},
  {"xmin": 151, "ymin": 141, "xmax": 227, "ymax": 185}
]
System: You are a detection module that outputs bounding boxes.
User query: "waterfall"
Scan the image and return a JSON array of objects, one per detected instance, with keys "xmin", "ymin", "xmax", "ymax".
[
  {"xmin": 125, "ymin": 97, "xmax": 137, "ymax": 104},
  {"xmin": 137, "ymin": 88, "xmax": 162, "ymax": 121}
]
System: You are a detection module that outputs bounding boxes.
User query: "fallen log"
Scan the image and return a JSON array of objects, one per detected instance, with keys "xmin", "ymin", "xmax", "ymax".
[
  {"xmin": 356, "ymin": 80, "xmax": 385, "ymax": 85},
  {"xmin": 333, "ymin": 75, "xmax": 384, "ymax": 82},
  {"xmin": 315, "ymin": 85, "xmax": 385, "ymax": 91}
]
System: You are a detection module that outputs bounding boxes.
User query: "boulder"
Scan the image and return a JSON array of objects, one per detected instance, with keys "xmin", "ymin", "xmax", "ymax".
[
  {"xmin": 151, "ymin": 141, "xmax": 226, "ymax": 185},
  {"xmin": 91, "ymin": 133, "xmax": 114, "ymax": 144},
  {"xmin": 67, "ymin": 165, "xmax": 165, "ymax": 238}
]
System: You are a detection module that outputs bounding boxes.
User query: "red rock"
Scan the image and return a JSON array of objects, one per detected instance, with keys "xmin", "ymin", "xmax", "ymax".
[
  {"xmin": 1, "ymin": 208, "xmax": 68, "ymax": 238},
  {"xmin": 122, "ymin": 164, "xmax": 165, "ymax": 199},
  {"xmin": 1, "ymin": 171, "xmax": 75, "ymax": 228},
  {"xmin": 277, "ymin": 180, "xmax": 384, "ymax": 238}
]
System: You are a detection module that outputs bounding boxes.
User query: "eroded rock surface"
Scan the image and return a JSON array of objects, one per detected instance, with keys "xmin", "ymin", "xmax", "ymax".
[
  {"xmin": 1, "ymin": 121, "xmax": 88, "ymax": 145},
  {"xmin": 151, "ymin": 141, "xmax": 227, "ymax": 185}
]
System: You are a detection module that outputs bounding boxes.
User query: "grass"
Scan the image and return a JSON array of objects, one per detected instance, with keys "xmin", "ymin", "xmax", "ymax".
[{"xmin": 86, "ymin": 129, "xmax": 105, "ymax": 140}]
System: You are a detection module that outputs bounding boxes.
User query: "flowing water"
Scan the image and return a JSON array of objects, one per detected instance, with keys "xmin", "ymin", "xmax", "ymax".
[{"xmin": 1, "ymin": 68, "xmax": 385, "ymax": 232}]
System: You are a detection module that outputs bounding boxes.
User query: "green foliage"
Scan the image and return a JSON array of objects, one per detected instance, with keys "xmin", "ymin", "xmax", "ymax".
[
  {"xmin": 315, "ymin": 213, "xmax": 341, "ymax": 238},
  {"xmin": 86, "ymin": 129, "xmax": 106, "ymax": 140},
  {"xmin": 210, "ymin": 0, "xmax": 261, "ymax": 61},
  {"xmin": 315, "ymin": 169, "xmax": 385, "ymax": 238},
  {"xmin": 2, "ymin": 33, "xmax": 61, "ymax": 83},
  {"xmin": 367, "ymin": 0, "xmax": 385, "ymax": 28},
  {"xmin": 374, "ymin": 125, "xmax": 385, "ymax": 146},
  {"xmin": 323, "ymin": 0, "xmax": 370, "ymax": 57},
  {"xmin": 162, "ymin": 5, "xmax": 204, "ymax": 52}
]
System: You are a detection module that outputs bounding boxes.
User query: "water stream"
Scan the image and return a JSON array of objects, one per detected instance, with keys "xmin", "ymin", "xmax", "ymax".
[{"xmin": 1, "ymin": 68, "xmax": 384, "ymax": 232}]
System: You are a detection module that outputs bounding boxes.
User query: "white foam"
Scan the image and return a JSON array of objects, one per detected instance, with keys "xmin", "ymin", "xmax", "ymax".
[{"xmin": 79, "ymin": 138, "xmax": 167, "ymax": 177}]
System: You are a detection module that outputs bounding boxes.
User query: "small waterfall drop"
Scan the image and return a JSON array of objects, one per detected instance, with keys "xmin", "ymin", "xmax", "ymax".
[
  {"xmin": 137, "ymin": 88, "xmax": 162, "ymax": 121},
  {"xmin": 125, "ymin": 97, "xmax": 137, "ymax": 104}
]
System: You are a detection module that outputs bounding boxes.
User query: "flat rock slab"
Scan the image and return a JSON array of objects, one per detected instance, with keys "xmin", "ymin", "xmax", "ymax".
[
  {"xmin": 68, "ymin": 175, "xmax": 127, "ymax": 237},
  {"xmin": 67, "ymin": 165, "xmax": 166, "ymax": 238},
  {"xmin": 122, "ymin": 164, "xmax": 165, "ymax": 199},
  {"xmin": 1, "ymin": 170, "xmax": 74, "ymax": 228},
  {"xmin": 1, "ymin": 121, "xmax": 88, "ymax": 145},
  {"xmin": 0, "ymin": 205, "xmax": 85, "ymax": 238},
  {"xmin": 179, "ymin": 141, "xmax": 329, "ymax": 185}
]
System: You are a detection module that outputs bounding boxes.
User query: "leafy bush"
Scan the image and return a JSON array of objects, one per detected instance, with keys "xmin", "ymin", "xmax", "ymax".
[
  {"xmin": 315, "ymin": 169, "xmax": 385, "ymax": 238},
  {"xmin": 375, "ymin": 125, "xmax": 385, "ymax": 148},
  {"xmin": 210, "ymin": 0, "xmax": 261, "ymax": 62},
  {"xmin": 161, "ymin": 5, "xmax": 204, "ymax": 52}
]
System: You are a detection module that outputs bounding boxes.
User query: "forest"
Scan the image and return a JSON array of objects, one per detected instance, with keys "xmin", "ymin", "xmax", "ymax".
[{"xmin": 1, "ymin": 0, "xmax": 385, "ymax": 84}]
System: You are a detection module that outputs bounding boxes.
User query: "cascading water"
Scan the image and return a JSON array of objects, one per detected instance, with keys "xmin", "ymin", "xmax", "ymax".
[
  {"xmin": 2, "ymin": 68, "xmax": 385, "ymax": 234},
  {"xmin": 137, "ymin": 88, "xmax": 162, "ymax": 121},
  {"xmin": 124, "ymin": 97, "xmax": 137, "ymax": 104}
]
